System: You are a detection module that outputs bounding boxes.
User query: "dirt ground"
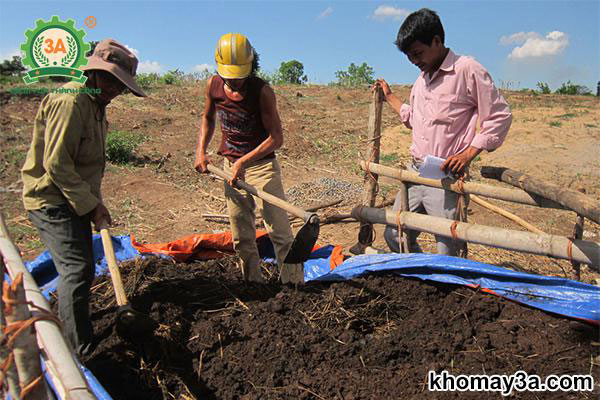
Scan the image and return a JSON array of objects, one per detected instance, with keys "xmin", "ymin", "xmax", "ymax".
[
  {"xmin": 80, "ymin": 256, "xmax": 598, "ymax": 400},
  {"xmin": 1, "ymin": 82, "xmax": 600, "ymax": 398}
]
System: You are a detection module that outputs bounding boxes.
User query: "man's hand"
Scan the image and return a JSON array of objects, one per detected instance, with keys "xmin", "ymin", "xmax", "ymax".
[
  {"xmin": 229, "ymin": 159, "xmax": 246, "ymax": 185},
  {"xmin": 372, "ymin": 79, "xmax": 392, "ymax": 100},
  {"xmin": 194, "ymin": 153, "xmax": 210, "ymax": 173},
  {"xmin": 92, "ymin": 203, "xmax": 112, "ymax": 231},
  {"xmin": 441, "ymin": 147, "xmax": 482, "ymax": 176}
]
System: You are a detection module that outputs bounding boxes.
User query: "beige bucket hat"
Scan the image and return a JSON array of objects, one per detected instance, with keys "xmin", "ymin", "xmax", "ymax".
[{"xmin": 81, "ymin": 38, "xmax": 146, "ymax": 97}]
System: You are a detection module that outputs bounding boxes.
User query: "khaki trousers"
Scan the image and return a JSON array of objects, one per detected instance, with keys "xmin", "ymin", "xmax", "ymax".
[{"xmin": 224, "ymin": 158, "xmax": 303, "ymax": 283}]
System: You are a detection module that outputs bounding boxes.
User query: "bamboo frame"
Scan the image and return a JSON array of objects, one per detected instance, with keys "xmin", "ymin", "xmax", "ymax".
[
  {"xmin": 360, "ymin": 161, "xmax": 567, "ymax": 210},
  {"xmin": 351, "ymin": 206, "xmax": 600, "ymax": 269},
  {"xmin": 0, "ymin": 212, "xmax": 97, "ymax": 400}
]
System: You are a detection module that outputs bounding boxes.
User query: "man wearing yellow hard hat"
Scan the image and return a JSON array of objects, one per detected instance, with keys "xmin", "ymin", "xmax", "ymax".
[{"xmin": 194, "ymin": 33, "xmax": 303, "ymax": 284}]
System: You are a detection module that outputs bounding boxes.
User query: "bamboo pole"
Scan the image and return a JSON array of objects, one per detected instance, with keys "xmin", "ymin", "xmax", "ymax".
[
  {"xmin": 352, "ymin": 86, "xmax": 384, "ymax": 254},
  {"xmin": 4, "ymin": 273, "xmax": 51, "ymax": 399},
  {"xmin": 360, "ymin": 161, "xmax": 567, "ymax": 210},
  {"xmin": 470, "ymin": 195, "xmax": 545, "ymax": 235},
  {"xmin": 0, "ymin": 212, "xmax": 97, "ymax": 400},
  {"xmin": 481, "ymin": 166, "xmax": 600, "ymax": 224},
  {"xmin": 1, "ymin": 257, "xmax": 21, "ymax": 400},
  {"xmin": 351, "ymin": 206, "xmax": 600, "ymax": 269}
]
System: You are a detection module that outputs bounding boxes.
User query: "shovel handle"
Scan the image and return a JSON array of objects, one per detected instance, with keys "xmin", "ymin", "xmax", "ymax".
[
  {"xmin": 206, "ymin": 164, "xmax": 317, "ymax": 223},
  {"xmin": 99, "ymin": 226, "xmax": 129, "ymax": 307}
]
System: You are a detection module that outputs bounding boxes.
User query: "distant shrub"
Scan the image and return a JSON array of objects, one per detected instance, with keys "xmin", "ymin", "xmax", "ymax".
[
  {"xmin": 554, "ymin": 81, "xmax": 591, "ymax": 95},
  {"xmin": 258, "ymin": 68, "xmax": 286, "ymax": 85},
  {"xmin": 536, "ymin": 82, "xmax": 551, "ymax": 94},
  {"xmin": 106, "ymin": 130, "xmax": 144, "ymax": 164},
  {"xmin": 334, "ymin": 62, "xmax": 375, "ymax": 87},
  {"xmin": 161, "ymin": 69, "xmax": 184, "ymax": 85},
  {"xmin": 136, "ymin": 73, "xmax": 161, "ymax": 89}
]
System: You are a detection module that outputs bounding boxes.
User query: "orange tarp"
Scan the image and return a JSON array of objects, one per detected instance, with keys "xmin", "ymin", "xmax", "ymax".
[{"xmin": 131, "ymin": 230, "xmax": 270, "ymax": 262}]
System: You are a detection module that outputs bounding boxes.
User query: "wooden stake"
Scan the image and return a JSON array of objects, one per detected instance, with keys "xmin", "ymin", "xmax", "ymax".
[
  {"xmin": 470, "ymin": 195, "xmax": 545, "ymax": 235},
  {"xmin": 351, "ymin": 86, "xmax": 384, "ymax": 254},
  {"xmin": 351, "ymin": 206, "xmax": 600, "ymax": 269}
]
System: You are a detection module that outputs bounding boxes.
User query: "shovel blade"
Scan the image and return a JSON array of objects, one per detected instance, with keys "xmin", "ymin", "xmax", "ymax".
[
  {"xmin": 115, "ymin": 305, "xmax": 158, "ymax": 340},
  {"xmin": 284, "ymin": 218, "xmax": 320, "ymax": 263}
]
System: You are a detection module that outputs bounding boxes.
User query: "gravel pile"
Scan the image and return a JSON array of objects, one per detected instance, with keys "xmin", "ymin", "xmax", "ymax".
[{"xmin": 285, "ymin": 177, "xmax": 363, "ymax": 207}]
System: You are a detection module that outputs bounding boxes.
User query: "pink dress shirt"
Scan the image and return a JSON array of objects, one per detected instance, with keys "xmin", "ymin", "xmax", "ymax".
[{"xmin": 400, "ymin": 50, "xmax": 512, "ymax": 161}]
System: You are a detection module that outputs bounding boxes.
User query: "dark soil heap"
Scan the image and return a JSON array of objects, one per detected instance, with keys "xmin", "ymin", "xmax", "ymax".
[{"xmin": 80, "ymin": 256, "xmax": 599, "ymax": 399}]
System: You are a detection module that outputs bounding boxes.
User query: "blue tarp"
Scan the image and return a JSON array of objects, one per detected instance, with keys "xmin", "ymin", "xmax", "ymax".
[
  {"xmin": 25, "ymin": 235, "xmax": 600, "ymax": 325},
  {"xmin": 21, "ymin": 234, "xmax": 600, "ymax": 399}
]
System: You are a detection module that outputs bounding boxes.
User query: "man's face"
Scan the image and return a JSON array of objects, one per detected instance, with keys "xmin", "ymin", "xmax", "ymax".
[
  {"xmin": 224, "ymin": 77, "xmax": 247, "ymax": 91},
  {"xmin": 95, "ymin": 70, "xmax": 126, "ymax": 102},
  {"xmin": 404, "ymin": 36, "xmax": 445, "ymax": 75}
]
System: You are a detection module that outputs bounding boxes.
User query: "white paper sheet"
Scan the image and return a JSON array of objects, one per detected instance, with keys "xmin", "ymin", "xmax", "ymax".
[{"xmin": 418, "ymin": 155, "xmax": 451, "ymax": 180}]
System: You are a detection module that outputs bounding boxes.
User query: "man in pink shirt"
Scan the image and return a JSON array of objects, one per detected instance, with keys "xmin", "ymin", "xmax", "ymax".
[{"xmin": 375, "ymin": 8, "xmax": 512, "ymax": 256}]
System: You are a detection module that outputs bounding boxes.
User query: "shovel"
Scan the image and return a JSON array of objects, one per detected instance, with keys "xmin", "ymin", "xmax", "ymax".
[
  {"xmin": 206, "ymin": 164, "xmax": 320, "ymax": 263},
  {"xmin": 99, "ymin": 225, "xmax": 158, "ymax": 339}
]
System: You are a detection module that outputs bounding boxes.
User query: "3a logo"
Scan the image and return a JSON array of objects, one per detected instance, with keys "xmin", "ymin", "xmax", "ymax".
[{"xmin": 21, "ymin": 16, "xmax": 91, "ymax": 84}]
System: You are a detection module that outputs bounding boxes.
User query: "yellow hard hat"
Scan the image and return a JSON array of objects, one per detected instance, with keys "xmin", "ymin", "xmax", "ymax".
[{"xmin": 215, "ymin": 33, "xmax": 254, "ymax": 79}]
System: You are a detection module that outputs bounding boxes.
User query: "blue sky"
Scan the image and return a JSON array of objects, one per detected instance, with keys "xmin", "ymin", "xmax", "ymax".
[{"xmin": 1, "ymin": 0, "xmax": 598, "ymax": 91}]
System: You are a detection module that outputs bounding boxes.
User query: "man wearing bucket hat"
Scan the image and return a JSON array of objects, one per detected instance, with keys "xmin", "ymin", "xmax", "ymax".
[
  {"xmin": 21, "ymin": 39, "xmax": 146, "ymax": 356},
  {"xmin": 194, "ymin": 33, "xmax": 304, "ymax": 285}
]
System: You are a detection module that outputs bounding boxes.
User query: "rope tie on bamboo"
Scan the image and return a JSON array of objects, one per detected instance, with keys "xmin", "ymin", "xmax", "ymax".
[
  {"xmin": 0, "ymin": 352, "xmax": 14, "ymax": 388},
  {"xmin": 567, "ymin": 237, "xmax": 574, "ymax": 265},
  {"xmin": 450, "ymin": 221, "xmax": 460, "ymax": 241},
  {"xmin": 4, "ymin": 312, "xmax": 63, "ymax": 349},
  {"xmin": 19, "ymin": 374, "xmax": 44, "ymax": 398},
  {"xmin": 1, "ymin": 298, "xmax": 60, "ymax": 397}
]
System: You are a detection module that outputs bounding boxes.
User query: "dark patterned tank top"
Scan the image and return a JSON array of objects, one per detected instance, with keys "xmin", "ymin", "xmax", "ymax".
[{"xmin": 210, "ymin": 75, "xmax": 274, "ymax": 162}]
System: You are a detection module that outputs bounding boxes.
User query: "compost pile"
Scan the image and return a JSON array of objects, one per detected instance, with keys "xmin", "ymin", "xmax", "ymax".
[{"xmin": 81, "ymin": 256, "xmax": 598, "ymax": 400}]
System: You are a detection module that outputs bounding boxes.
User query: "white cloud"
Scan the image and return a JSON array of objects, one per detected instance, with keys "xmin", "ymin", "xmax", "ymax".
[
  {"xmin": 0, "ymin": 48, "xmax": 21, "ymax": 62},
  {"xmin": 137, "ymin": 60, "xmax": 164, "ymax": 74},
  {"xmin": 125, "ymin": 45, "xmax": 139, "ymax": 57},
  {"xmin": 501, "ymin": 31, "xmax": 569, "ymax": 60},
  {"xmin": 192, "ymin": 63, "xmax": 214, "ymax": 73},
  {"xmin": 317, "ymin": 6, "xmax": 333, "ymax": 19},
  {"xmin": 371, "ymin": 5, "xmax": 410, "ymax": 21},
  {"xmin": 499, "ymin": 32, "xmax": 539, "ymax": 45}
]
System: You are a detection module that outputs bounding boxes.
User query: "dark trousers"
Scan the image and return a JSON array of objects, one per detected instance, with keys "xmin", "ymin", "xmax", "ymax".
[{"xmin": 28, "ymin": 204, "xmax": 95, "ymax": 356}]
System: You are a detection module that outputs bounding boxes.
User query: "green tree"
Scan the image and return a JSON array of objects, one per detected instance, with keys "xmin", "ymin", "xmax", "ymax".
[
  {"xmin": 0, "ymin": 56, "xmax": 26, "ymax": 76},
  {"xmin": 334, "ymin": 62, "xmax": 375, "ymax": 86},
  {"xmin": 277, "ymin": 60, "xmax": 307, "ymax": 85}
]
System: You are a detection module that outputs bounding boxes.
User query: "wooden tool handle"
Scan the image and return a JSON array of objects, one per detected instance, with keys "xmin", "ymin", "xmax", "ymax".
[
  {"xmin": 99, "ymin": 227, "xmax": 129, "ymax": 307},
  {"xmin": 206, "ymin": 164, "xmax": 314, "ymax": 222}
]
